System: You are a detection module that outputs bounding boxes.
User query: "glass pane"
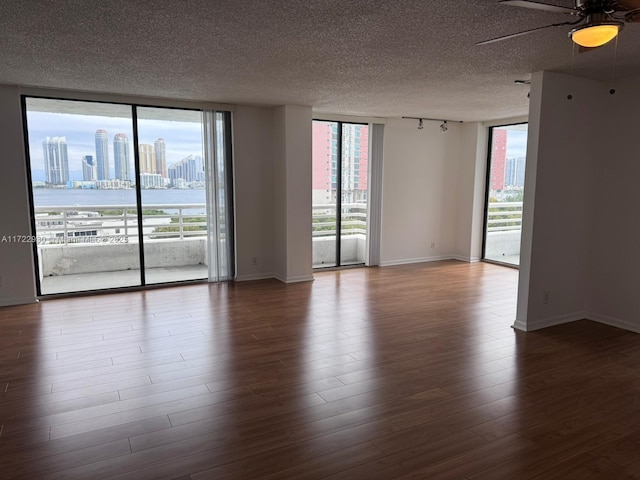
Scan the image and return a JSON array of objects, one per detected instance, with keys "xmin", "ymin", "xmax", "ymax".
[
  {"xmin": 340, "ymin": 124, "xmax": 368, "ymax": 266},
  {"xmin": 312, "ymin": 121, "xmax": 338, "ymax": 268},
  {"xmin": 25, "ymin": 98, "xmax": 141, "ymax": 294},
  {"xmin": 212, "ymin": 111, "xmax": 232, "ymax": 280},
  {"xmin": 136, "ymin": 107, "xmax": 207, "ymax": 285},
  {"xmin": 484, "ymin": 123, "xmax": 528, "ymax": 266}
]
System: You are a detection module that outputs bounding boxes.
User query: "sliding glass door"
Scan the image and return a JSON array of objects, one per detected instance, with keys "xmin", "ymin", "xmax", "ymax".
[
  {"xmin": 483, "ymin": 123, "xmax": 528, "ymax": 267},
  {"xmin": 312, "ymin": 120, "xmax": 369, "ymax": 268},
  {"xmin": 136, "ymin": 107, "xmax": 208, "ymax": 285},
  {"xmin": 23, "ymin": 97, "xmax": 233, "ymax": 295}
]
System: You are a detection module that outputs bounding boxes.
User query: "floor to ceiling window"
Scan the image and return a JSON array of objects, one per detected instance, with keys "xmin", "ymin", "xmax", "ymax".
[
  {"xmin": 23, "ymin": 96, "xmax": 234, "ymax": 295},
  {"xmin": 483, "ymin": 123, "xmax": 528, "ymax": 267},
  {"xmin": 312, "ymin": 120, "xmax": 369, "ymax": 268}
]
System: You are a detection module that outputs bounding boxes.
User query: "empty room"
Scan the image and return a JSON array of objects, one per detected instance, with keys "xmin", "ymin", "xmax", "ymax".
[{"xmin": 3, "ymin": 1, "xmax": 640, "ymax": 479}]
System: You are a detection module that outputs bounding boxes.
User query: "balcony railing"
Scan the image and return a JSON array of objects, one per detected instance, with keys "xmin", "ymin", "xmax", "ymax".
[
  {"xmin": 312, "ymin": 203, "xmax": 367, "ymax": 236},
  {"xmin": 34, "ymin": 204, "xmax": 207, "ymax": 245},
  {"xmin": 486, "ymin": 201, "xmax": 523, "ymax": 232}
]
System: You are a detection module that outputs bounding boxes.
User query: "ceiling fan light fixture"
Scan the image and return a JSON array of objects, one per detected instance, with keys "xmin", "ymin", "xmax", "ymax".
[{"xmin": 570, "ymin": 22, "xmax": 622, "ymax": 48}]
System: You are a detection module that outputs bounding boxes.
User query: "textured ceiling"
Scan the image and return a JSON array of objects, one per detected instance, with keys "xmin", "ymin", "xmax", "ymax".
[{"xmin": 1, "ymin": 0, "xmax": 640, "ymax": 121}]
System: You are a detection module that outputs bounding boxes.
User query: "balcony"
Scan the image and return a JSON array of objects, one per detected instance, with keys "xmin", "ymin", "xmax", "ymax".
[
  {"xmin": 32, "ymin": 200, "xmax": 524, "ymax": 294},
  {"xmin": 34, "ymin": 204, "xmax": 209, "ymax": 294},
  {"xmin": 312, "ymin": 203, "xmax": 367, "ymax": 268},
  {"xmin": 484, "ymin": 201, "xmax": 523, "ymax": 266}
]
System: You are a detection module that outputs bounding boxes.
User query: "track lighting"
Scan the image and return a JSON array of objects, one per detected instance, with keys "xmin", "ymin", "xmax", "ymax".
[{"xmin": 402, "ymin": 117, "xmax": 463, "ymax": 132}]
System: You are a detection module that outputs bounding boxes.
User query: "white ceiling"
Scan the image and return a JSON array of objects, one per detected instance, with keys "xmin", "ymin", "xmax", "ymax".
[{"xmin": 2, "ymin": 0, "xmax": 640, "ymax": 122}]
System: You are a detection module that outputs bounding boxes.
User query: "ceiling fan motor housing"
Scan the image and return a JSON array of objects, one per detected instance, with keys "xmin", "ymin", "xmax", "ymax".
[{"xmin": 576, "ymin": 0, "xmax": 615, "ymax": 11}]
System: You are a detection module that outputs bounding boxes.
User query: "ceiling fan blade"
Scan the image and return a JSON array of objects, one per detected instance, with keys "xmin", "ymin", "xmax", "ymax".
[
  {"xmin": 498, "ymin": 0, "xmax": 577, "ymax": 15},
  {"xmin": 617, "ymin": 0, "xmax": 640, "ymax": 11},
  {"xmin": 623, "ymin": 9, "xmax": 640, "ymax": 22},
  {"xmin": 476, "ymin": 21, "xmax": 577, "ymax": 45}
]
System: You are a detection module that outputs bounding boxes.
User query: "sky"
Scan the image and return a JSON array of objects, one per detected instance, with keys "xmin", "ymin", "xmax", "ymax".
[
  {"xmin": 26, "ymin": 100, "xmax": 530, "ymax": 181},
  {"xmin": 27, "ymin": 108, "xmax": 204, "ymax": 182},
  {"xmin": 505, "ymin": 128, "xmax": 528, "ymax": 159}
]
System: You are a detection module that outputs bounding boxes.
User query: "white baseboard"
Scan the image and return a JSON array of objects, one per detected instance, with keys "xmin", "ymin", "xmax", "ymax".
[
  {"xmin": 379, "ymin": 255, "xmax": 454, "ymax": 267},
  {"xmin": 0, "ymin": 297, "xmax": 38, "ymax": 307},
  {"xmin": 512, "ymin": 318, "xmax": 528, "ymax": 332},
  {"xmin": 234, "ymin": 273, "xmax": 275, "ymax": 282},
  {"xmin": 450, "ymin": 255, "xmax": 481, "ymax": 263},
  {"xmin": 516, "ymin": 311, "xmax": 640, "ymax": 334},
  {"xmin": 518, "ymin": 312, "xmax": 587, "ymax": 331},
  {"xmin": 585, "ymin": 311, "xmax": 640, "ymax": 334},
  {"xmin": 274, "ymin": 274, "xmax": 315, "ymax": 284}
]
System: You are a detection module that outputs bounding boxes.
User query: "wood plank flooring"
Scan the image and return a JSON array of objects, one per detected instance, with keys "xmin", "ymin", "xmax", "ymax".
[{"xmin": 2, "ymin": 260, "xmax": 640, "ymax": 478}]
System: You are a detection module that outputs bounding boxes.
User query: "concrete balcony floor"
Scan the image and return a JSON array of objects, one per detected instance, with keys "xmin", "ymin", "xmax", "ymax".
[
  {"xmin": 40, "ymin": 265, "xmax": 209, "ymax": 295},
  {"xmin": 485, "ymin": 254, "xmax": 520, "ymax": 266}
]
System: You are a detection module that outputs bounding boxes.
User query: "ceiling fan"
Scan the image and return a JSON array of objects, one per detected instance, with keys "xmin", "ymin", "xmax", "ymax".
[{"xmin": 478, "ymin": 0, "xmax": 640, "ymax": 48}]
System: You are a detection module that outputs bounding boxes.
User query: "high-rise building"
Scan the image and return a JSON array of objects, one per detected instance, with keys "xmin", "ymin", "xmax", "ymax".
[
  {"xmin": 167, "ymin": 154, "xmax": 204, "ymax": 184},
  {"xmin": 139, "ymin": 173, "xmax": 164, "ymax": 189},
  {"xmin": 139, "ymin": 144, "xmax": 155, "ymax": 174},
  {"xmin": 113, "ymin": 133, "xmax": 130, "ymax": 181},
  {"xmin": 490, "ymin": 129, "xmax": 507, "ymax": 193},
  {"xmin": 42, "ymin": 136, "xmax": 69, "ymax": 185},
  {"xmin": 95, "ymin": 129, "xmax": 110, "ymax": 180},
  {"xmin": 154, "ymin": 138, "xmax": 167, "ymax": 178},
  {"xmin": 342, "ymin": 124, "xmax": 368, "ymax": 203},
  {"xmin": 82, "ymin": 155, "xmax": 96, "ymax": 181},
  {"xmin": 312, "ymin": 122, "xmax": 368, "ymax": 204},
  {"xmin": 505, "ymin": 156, "xmax": 526, "ymax": 188}
]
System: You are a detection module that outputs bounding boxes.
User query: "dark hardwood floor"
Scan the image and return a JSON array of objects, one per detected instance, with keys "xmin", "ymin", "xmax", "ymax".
[{"xmin": 1, "ymin": 260, "xmax": 640, "ymax": 479}]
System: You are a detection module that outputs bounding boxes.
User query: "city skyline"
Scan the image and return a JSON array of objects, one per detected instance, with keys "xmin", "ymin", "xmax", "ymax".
[{"xmin": 27, "ymin": 110, "xmax": 203, "ymax": 183}]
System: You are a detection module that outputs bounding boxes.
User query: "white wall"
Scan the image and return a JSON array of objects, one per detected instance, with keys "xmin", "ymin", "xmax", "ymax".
[
  {"xmin": 233, "ymin": 105, "xmax": 275, "ymax": 281},
  {"xmin": 0, "ymin": 85, "xmax": 37, "ymax": 306},
  {"xmin": 380, "ymin": 117, "xmax": 464, "ymax": 265},
  {"xmin": 272, "ymin": 105, "xmax": 313, "ymax": 283},
  {"xmin": 454, "ymin": 122, "xmax": 487, "ymax": 262},
  {"xmin": 585, "ymin": 74, "xmax": 640, "ymax": 331},
  {"xmin": 516, "ymin": 71, "xmax": 604, "ymax": 331}
]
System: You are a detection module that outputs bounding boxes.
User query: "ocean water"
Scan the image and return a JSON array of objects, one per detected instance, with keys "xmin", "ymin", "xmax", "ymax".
[{"xmin": 32, "ymin": 188, "xmax": 206, "ymax": 210}]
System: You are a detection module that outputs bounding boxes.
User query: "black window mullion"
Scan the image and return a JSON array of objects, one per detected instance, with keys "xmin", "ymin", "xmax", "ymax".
[
  {"xmin": 20, "ymin": 95, "xmax": 43, "ymax": 296},
  {"xmin": 336, "ymin": 122, "xmax": 343, "ymax": 267},
  {"xmin": 131, "ymin": 105, "xmax": 146, "ymax": 285},
  {"xmin": 481, "ymin": 126, "xmax": 495, "ymax": 261}
]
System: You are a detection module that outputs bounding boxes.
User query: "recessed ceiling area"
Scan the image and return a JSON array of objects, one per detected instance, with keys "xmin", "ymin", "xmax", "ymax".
[{"xmin": 2, "ymin": 0, "xmax": 640, "ymax": 121}]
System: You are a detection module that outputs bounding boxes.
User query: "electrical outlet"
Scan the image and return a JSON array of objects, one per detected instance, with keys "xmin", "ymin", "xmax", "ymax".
[
  {"xmin": 251, "ymin": 256, "xmax": 258, "ymax": 266},
  {"xmin": 543, "ymin": 291, "xmax": 550, "ymax": 305},
  {"xmin": 431, "ymin": 242, "xmax": 436, "ymax": 249}
]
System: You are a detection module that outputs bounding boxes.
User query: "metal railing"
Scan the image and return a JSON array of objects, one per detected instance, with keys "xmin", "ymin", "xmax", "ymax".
[
  {"xmin": 312, "ymin": 203, "xmax": 367, "ymax": 237},
  {"xmin": 33, "ymin": 204, "xmax": 207, "ymax": 245},
  {"xmin": 486, "ymin": 201, "xmax": 523, "ymax": 232}
]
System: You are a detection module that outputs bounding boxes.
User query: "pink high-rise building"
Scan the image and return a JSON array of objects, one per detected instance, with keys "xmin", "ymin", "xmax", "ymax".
[
  {"xmin": 490, "ymin": 129, "xmax": 507, "ymax": 192},
  {"xmin": 312, "ymin": 122, "xmax": 369, "ymax": 204}
]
